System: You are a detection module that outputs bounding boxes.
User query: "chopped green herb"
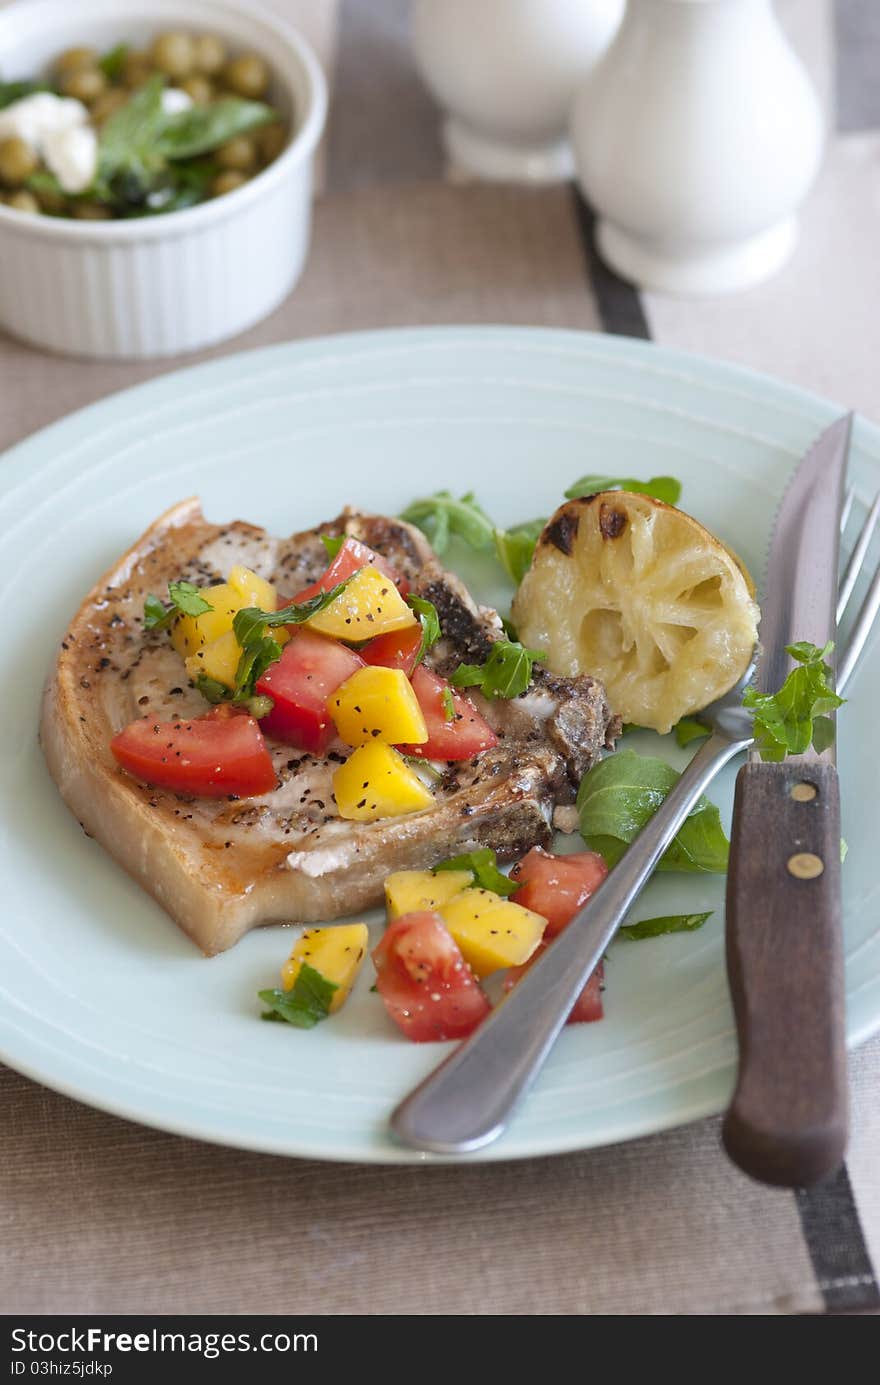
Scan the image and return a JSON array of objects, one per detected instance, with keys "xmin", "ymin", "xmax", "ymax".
[
  {"xmin": 841, "ymin": 838, "xmax": 848, "ymax": 864},
  {"xmin": 406, "ymin": 594, "xmax": 441, "ymax": 668},
  {"xmin": 441, "ymin": 685, "xmax": 456, "ymax": 722},
  {"xmin": 401, "ymin": 755, "xmax": 443, "ymax": 781},
  {"xmin": 619, "ymin": 912, "xmax": 712, "ymax": 941},
  {"xmin": 564, "ymin": 475, "xmax": 682, "ymax": 505},
  {"xmin": 451, "ymin": 639, "xmax": 546, "ymax": 700},
  {"xmin": 320, "ymin": 534, "xmax": 345, "ymax": 560},
  {"xmin": 435, "ymin": 848, "xmax": 517, "ymax": 896},
  {"xmin": 674, "ymin": 717, "xmax": 711, "ymax": 748},
  {"xmin": 576, "ymin": 749, "xmax": 730, "ymax": 874},
  {"xmin": 143, "ymin": 580, "xmax": 213, "ymax": 631},
  {"xmin": 258, "ymin": 963, "xmax": 338, "ymax": 1029},
  {"xmin": 743, "ymin": 641, "xmax": 844, "ymax": 761}
]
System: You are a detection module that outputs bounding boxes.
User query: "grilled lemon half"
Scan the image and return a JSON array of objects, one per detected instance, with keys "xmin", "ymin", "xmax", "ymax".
[{"xmin": 511, "ymin": 492, "xmax": 759, "ymax": 735}]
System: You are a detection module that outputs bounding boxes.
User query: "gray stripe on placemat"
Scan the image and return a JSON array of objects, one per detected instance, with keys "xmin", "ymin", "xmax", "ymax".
[
  {"xmin": 326, "ymin": 0, "xmax": 445, "ymax": 192},
  {"xmin": 796, "ymin": 1167, "xmax": 880, "ymax": 1311},
  {"xmin": 834, "ymin": 0, "xmax": 880, "ymax": 132},
  {"xmin": 571, "ymin": 188, "xmax": 650, "ymax": 339}
]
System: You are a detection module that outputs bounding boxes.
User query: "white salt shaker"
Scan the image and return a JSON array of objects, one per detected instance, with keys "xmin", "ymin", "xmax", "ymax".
[
  {"xmin": 570, "ymin": 0, "xmax": 824, "ymax": 293},
  {"xmin": 411, "ymin": 0, "xmax": 624, "ymax": 183}
]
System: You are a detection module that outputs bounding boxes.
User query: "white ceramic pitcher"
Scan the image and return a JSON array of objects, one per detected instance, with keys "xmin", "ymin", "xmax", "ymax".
[
  {"xmin": 570, "ymin": 0, "xmax": 824, "ymax": 293},
  {"xmin": 412, "ymin": 0, "xmax": 624, "ymax": 183}
]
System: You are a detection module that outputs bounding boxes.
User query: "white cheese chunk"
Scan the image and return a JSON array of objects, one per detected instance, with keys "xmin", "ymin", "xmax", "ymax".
[
  {"xmin": 43, "ymin": 123, "xmax": 98, "ymax": 194},
  {"xmin": 0, "ymin": 92, "xmax": 98, "ymax": 193},
  {"xmin": 160, "ymin": 88, "xmax": 194, "ymax": 115}
]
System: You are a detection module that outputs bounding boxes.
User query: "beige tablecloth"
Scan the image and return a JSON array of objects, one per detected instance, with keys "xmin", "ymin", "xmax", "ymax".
[{"xmin": 1, "ymin": 0, "xmax": 878, "ymax": 1316}]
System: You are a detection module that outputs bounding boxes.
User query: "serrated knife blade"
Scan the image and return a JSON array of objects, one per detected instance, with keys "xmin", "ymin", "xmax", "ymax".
[{"xmin": 755, "ymin": 413, "xmax": 852, "ymax": 701}]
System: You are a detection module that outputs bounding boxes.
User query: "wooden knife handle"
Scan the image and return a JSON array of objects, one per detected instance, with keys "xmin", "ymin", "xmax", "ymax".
[{"xmin": 722, "ymin": 760, "xmax": 848, "ymax": 1187}]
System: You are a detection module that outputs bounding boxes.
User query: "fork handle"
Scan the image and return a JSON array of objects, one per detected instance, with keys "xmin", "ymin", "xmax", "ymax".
[{"xmin": 723, "ymin": 760, "xmax": 848, "ymax": 1187}]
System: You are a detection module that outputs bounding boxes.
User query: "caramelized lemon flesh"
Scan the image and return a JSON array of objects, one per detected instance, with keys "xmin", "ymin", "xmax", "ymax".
[{"xmin": 512, "ymin": 492, "xmax": 759, "ymax": 735}]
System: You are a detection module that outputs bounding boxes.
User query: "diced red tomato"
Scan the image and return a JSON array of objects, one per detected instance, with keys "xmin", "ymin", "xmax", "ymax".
[
  {"xmin": 504, "ymin": 953, "xmax": 604, "ymax": 1024},
  {"xmin": 256, "ymin": 628, "xmax": 364, "ymax": 754},
  {"xmin": 360, "ymin": 625, "xmax": 423, "ymax": 677},
  {"xmin": 398, "ymin": 665, "xmax": 498, "ymax": 761},
  {"xmin": 372, "ymin": 911, "xmax": 490, "ymax": 1042},
  {"xmin": 294, "ymin": 536, "xmax": 409, "ymax": 604},
  {"xmin": 509, "ymin": 846, "xmax": 608, "ymax": 939},
  {"xmin": 110, "ymin": 705, "xmax": 276, "ymax": 799}
]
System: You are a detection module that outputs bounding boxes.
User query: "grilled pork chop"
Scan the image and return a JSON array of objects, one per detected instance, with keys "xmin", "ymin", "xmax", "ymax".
[{"xmin": 41, "ymin": 500, "xmax": 619, "ymax": 954}]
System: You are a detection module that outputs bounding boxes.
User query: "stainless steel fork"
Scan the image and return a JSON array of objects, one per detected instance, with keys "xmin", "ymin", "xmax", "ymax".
[{"xmin": 390, "ymin": 477, "xmax": 880, "ymax": 1156}]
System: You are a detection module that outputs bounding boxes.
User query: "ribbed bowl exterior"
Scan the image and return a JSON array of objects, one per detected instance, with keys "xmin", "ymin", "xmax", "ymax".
[{"xmin": 0, "ymin": 0, "xmax": 326, "ymax": 359}]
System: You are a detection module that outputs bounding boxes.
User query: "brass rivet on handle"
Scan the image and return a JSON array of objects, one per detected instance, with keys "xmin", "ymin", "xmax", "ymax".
[
  {"xmin": 790, "ymin": 781, "xmax": 817, "ymax": 802},
  {"xmin": 787, "ymin": 852, "xmax": 824, "ymax": 880}
]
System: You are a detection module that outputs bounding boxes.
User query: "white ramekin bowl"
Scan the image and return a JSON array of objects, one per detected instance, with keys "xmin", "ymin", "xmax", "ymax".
[{"xmin": 0, "ymin": 0, "xmax": 327, "ymax": 359}]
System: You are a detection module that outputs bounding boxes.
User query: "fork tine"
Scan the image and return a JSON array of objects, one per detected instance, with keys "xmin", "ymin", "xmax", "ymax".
[
  {"xmin": 840, "ymin": 485, "xmax": 855, "ymax": 535},
  {"xmin": 837, "ymin": 490, "xmax": 880, "ymax": 623},
  {"xmin": 838, "ymin": 550, "xmax": 880, "ymax": 695}
]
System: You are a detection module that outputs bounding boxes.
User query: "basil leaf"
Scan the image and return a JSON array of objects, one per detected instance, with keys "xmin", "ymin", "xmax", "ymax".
[
  {"xmin": 320, "ymin": 534, "xmax": 345, "ymax": 560},
  {"xmin": 98, "ymin": 43, "xmax": 129, "ymax": 80},
  {"xmin": 406, "ymin": 594, "xmax": 441, "ymax": 668},
  {"xmin": 674, "ymin": 717, "xmax": 710, "ymax": 747},
  {"xmin": 619, "ymin": 912, "xmax": 712, "ymax": 941},
  {"xmin": 743, "ymin": 640, "xmax": 844, "ymax": 761},
  {"xmin": 96, "ymin": 75, "xmax": 168, "ymax": 198},
  {"xmin": 143, "ymin": 580, "xmax": 213, "ymax": 630},
  {"xmin": 494, "ymin": 518, "xmax": 546, "ymax": 584},
  {"xmin": 258, "ymin": 963, "xmax": 338, "ymax": 1029},
  {"xmin": 451, "ymin": 639, "xmax": 545, "ymax": 700},
  {"xmin": 435, "ymin": 848, "xmax": 517, "ymax": 896},
  {"xmin": 577, "ymin": 750, "xmax": 729, "ymax": 874},
  {"xmin": 0, "ymin": 80, "xmax": 52, "ymax": 110},
  {"xmin": 157, "ymin": 98, "xmax": 275, "ymax": 159},
  {"xmin": 441, "ymin": 685, "xmax": 456, "ymax": 722},
  {"xmin": 564, "ymin": 475, "xmax": 682, "ymax": 505},
  {"xmin": 400, "ymin": 490, "xmax": 496, "ymax": 554}
]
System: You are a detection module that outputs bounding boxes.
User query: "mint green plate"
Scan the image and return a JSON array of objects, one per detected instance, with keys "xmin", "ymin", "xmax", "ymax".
[{"xmin": 1, "ymin": 327, "xmax": 878, "ymax": 1163}]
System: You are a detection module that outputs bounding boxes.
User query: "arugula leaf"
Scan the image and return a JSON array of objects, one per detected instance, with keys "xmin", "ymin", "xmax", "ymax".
[
  {"xmin": 451, "ymin": 639, "xmax": 546, "ymax": 700},
  {"xmin": 98, "ymin": 43, "xmax": 129, "ymax": 80},
  {"xmin": 400, "ymin": 491, "xmax": 496, "ymax": 555},
  {"xmin": 619, "ymin": 912, "xmax": 712, "ymax": 941},
  {"xmin": 674, "ymin": 717, "xmax": 710, "ymax": 748},
  {"xmin": 564, "ymin": 475, "xmax": 682, "ymax": 505},
  {"xmin": 576, "ymin": 749, "xmax": 730, "ymax": 874},
  {"xmin": 157, "ymin": 98, "xmax": 275, "ymax": 159},
  {"xmin": 320, "ymin": 534, "xmax": 345, "ymax": 561},
  {"xmin": 194, "ymin": 674, "xmax": 230, "ymax": 704},
  {"xmin": 258, "ymin": 963, "xmax": 338, "ymax": 1029},
  {"xmin": 494, "ymin": 518, "xmax": 547, "ymax": 584},
  {"xmin": 743, "ymin": 641, "xmax": 844, "ymax": 761},
  {"xmin": 441, "ymin": 685, "xmax": 456, "ymax": 722},
  {"xmin": 228, "ymin": 578, "xmax": 355, "ymax": 701},
  {"xmin": 406, "ymin": 594, "xmax": 441, "ymax": 668},
  {"xmin": 435, "ymin": 848, "xmax": 517, "ymax": 896},
  {"xmin": 143, "ymin": 580, "xmax": 213, "ymax": 630},
  {"xmin": 841, "ymin": 838, "xmax": 848, "ymax": 864}
]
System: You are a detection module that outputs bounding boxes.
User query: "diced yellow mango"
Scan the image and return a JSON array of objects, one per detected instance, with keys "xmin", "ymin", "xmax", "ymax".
[
  {"xmin": 333, "ymin": 743, "xmax": 434, "ymax": 821},
  {"xmin": 384, "ymin": 869, "xmax": 475, "ymax": 920},
  {"xmin": 330, "ymin": 666, "xmax": 428, "ymax": 747},
  {"xmin": 184, "ymin": 629, "xmax": 242, "ymax": 689},
  {"xmin": 281, "ymin": 924, "xmax": 369, "ymax": 1014},
  {"xmin": 439, "ymin": 888, "xmax": 546, "ymax": 978},
  {"xmin": 307, "ymin": 565, "xmax": 417, "ymax": 641},
  {"xmin": 228, "ymin": 565, "xmax": 277, "ymax": 612},
  {"xmin": 170, "ymin": 582, "xmax": 246, "ymax": 658}
]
